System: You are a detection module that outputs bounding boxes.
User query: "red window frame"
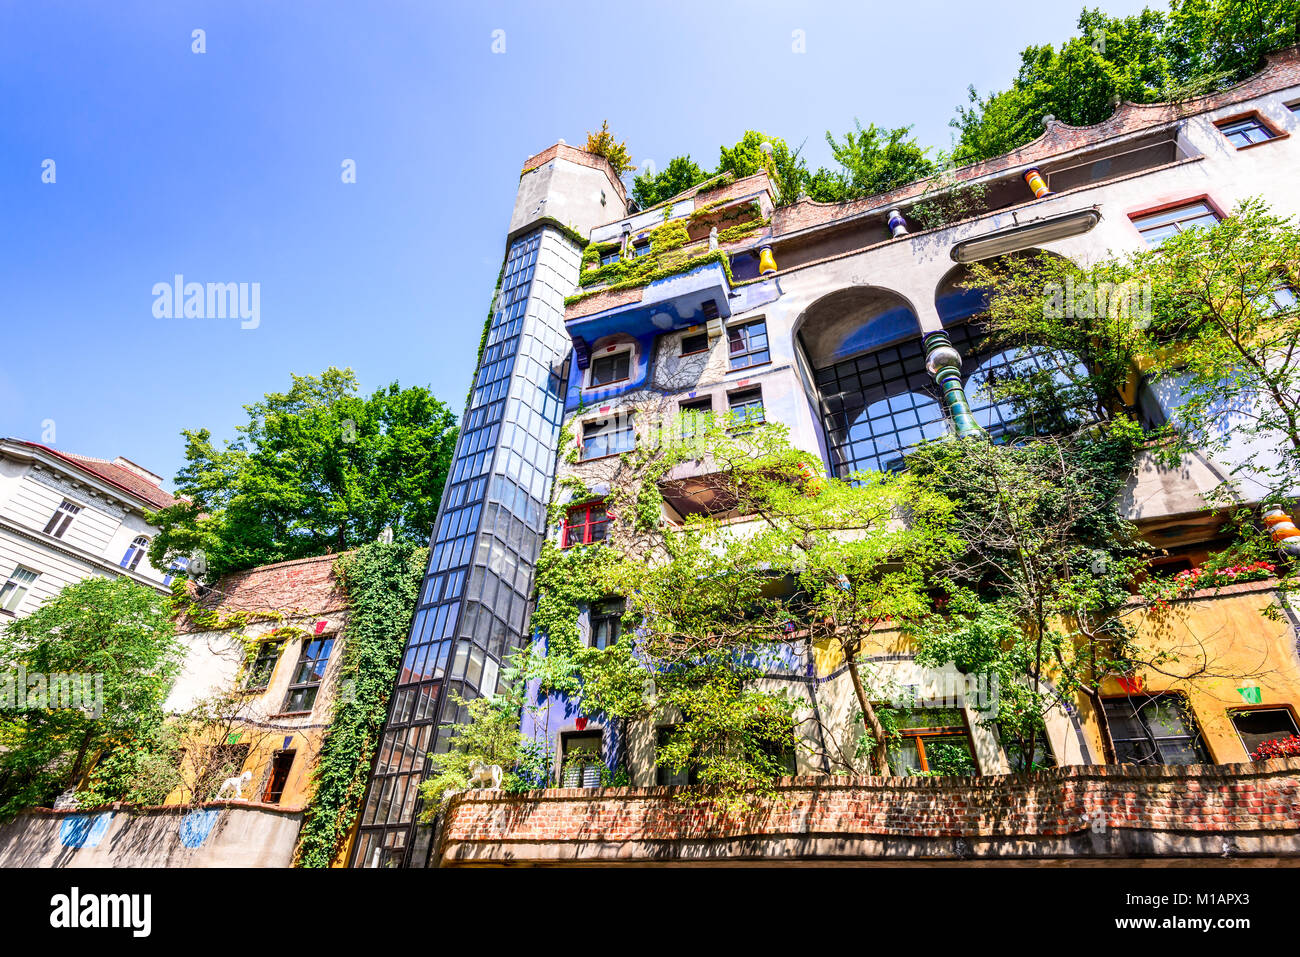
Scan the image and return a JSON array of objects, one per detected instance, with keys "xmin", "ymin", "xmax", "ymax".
[{"xmin": 563, "ymin": 501, "xmax": 609, "ymax": 548}]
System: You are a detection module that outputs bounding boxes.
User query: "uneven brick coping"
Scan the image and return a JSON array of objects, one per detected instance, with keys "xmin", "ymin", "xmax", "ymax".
[{"xmin": 438, "ymin": 758, "xmax": 1300, "ymax": 864}]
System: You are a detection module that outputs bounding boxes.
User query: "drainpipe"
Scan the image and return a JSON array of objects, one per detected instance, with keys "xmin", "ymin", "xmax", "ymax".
[{"xmin": 923, "ymin": 331, "xmax": 981, "ymax": 436}]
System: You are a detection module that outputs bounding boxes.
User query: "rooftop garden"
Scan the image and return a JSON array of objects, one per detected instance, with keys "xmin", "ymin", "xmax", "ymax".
[
  {"xmin": 565, "ymin": 197, "xmax": 769, "ymax": 307},
  {"xmin": 583, "ymin": 2, "xmax": 1297, "ymax": 218}
]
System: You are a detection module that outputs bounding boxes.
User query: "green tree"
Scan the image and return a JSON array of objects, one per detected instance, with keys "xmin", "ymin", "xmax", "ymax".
[
  {"xmin": 535, "ymin": 408, "xmax": 954, "ymax": 791},
  {"xmin": 716, "ymin": 131, "xmax": 808, "ymax": 206},
  {"xmin": 1137, "ymin": 199, "xmax": 1300, "ymax": 504},
  {"xmin": 417, "ymin": 659, "xmax": 548, "ymax": 820},
  {"xmin": 0, "ymin": 577, "xmax": 182, "ymax": 818},
  {"xmin": 631, "ymin": 155, "xmax": 710, "ymax": 209},
  {"xmin": 809, "ymin": 122, "xmax": 937, "ymax": 202},
  {"xmin": 906, "ymin": 425, "xmax": 1149, "ymax": 765},
  {"xmin": 147, "ymin": 367, "xmax": 457, "ymax": 580},
  {"xmin": 952, "ymin": 2, "xmax": 1300, "ymax": 163}
]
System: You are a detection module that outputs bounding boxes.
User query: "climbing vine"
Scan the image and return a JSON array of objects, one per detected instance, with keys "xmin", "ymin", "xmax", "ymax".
[{"xmin": 293, "ymin": 541, "xmax": 427, "ymax": 868}]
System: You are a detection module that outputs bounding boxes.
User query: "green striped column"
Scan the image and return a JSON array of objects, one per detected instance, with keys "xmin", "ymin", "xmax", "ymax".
[{"xmin": 924, "ymin": 331, "xmax": 981, "ymax": 437}]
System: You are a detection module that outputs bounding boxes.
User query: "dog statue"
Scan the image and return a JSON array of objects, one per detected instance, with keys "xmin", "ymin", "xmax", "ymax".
[
  {"xmin": 216, "ymin": 770, "xmax": 253, "ymax": 800},
  {"xmin": 467, "ymin": 759, "xmax": 502, "ymax": 790}
]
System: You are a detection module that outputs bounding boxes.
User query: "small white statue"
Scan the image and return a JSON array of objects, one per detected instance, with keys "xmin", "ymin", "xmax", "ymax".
[
  {"xmin": 708, "ymin": 226, "xmax": 719, "ymax": 251},
  {"xmin": 467, "ymin": 759, "xmax": 503, "ymax": 790},
  {"xmin": 216, "ymin": 770, "xmax": 252, "ymax": 801}
]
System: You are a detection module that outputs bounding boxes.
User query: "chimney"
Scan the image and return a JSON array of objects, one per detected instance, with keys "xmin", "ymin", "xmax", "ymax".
[{"xmin": 112, "ymin": 456, "xmax": 164, "ymax": 486}]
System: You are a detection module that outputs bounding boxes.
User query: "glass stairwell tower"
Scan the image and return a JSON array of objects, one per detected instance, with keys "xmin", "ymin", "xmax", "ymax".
[{"xmin": 350, "ymin": 145, "xmax": 627, "ymax": 867}]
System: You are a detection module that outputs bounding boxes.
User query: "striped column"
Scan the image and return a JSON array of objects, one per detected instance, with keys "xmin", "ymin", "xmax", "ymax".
[{"xmin": 924, "ymin": 331, "xmax": 981, "ymax": 436}]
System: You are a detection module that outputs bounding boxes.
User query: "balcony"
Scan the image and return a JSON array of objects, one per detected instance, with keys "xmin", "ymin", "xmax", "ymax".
[{"xmin": 565, "ymin": 258, "xmax": 734, "ymax": 370}]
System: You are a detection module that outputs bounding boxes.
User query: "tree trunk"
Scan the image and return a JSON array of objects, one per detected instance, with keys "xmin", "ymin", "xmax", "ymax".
[
  {"xmin": 67, "ymin": 727, "xmax": 96, "ymax": 789},
  {"xmin": 1081, "ymin": 682, "xmax": 1117, "ymax": 765},
  {"xmin": 843, "ymin": 641, "xmax": 890, "ymax": 776}
]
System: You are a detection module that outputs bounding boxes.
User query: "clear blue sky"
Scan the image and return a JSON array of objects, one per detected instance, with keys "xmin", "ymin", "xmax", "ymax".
[{"xmin": 0, "ymin": 0, "xmax": 1163, "ymax": 487}]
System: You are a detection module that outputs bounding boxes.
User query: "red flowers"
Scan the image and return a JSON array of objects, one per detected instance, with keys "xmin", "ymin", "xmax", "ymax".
[{"xmin": 1250, "ymin": 735, "xmax": 1300, "ymax": 760}]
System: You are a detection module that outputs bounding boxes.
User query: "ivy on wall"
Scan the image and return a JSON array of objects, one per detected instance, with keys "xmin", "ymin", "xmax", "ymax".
[{"xmin": 293, "ymin": 541, "xmax": 427, "ymax": 868}]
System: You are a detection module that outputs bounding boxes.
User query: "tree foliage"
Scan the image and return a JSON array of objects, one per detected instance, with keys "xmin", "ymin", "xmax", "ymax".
[
  {"xmin": 809, "ymin": 122, "xmax": 937, "ymax": 202},
  {"xmin": 952, "ymin": 2, "xmax": 1300, "ymax": 163},
  {"xmin": 585, "ymin": 120, "xmax": 635, "ymax": 177},
  {"xmin": 147, "ymin": 367, "xmax": 457, "ymax": 581},
  {"xmin": 0, "ymin": 578, "xmax": 182, "ymax": 818},
  {"xmin": 631, "ymin": 155, "xmax": 711, "ymax": 209}
]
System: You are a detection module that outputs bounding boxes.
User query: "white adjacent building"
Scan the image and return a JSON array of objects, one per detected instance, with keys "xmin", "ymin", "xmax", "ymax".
[{"xmin": 0, "ymin": 438, "xmax": 180, "ymax": 619}]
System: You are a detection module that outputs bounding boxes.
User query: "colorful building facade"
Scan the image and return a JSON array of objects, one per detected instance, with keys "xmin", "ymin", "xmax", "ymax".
[{"xmin": 363, "ymin": 47, "xmax": 1300, "ymax": 865}]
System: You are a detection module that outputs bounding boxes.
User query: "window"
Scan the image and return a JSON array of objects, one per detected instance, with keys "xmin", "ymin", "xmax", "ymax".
[
  {"xmin": 1262, "ymin": 284, "xmax": 1298, "ymax": 315},
  {"xmin": 589, "ymin": 598, "xmax": 623, "ymax": 649},
  {"xmin": 1290, "ymin": 102, "xmax": 1300, "ymax": 117},
  {"xmin": 679, "ymin": 396, "xmax": 712, "ymax": 439},
  {"xmin": 560, "ymin": 732, "xmax": 603, "ymax": 788},
  {"xmin": 727, "ymin": 319, "xmax": 770, "ymax": 370},
  {"xmin": 120, "ymin": 536, "xmax": 149, "ymax": 572},
  {"xmin": 681, "ymin": 331, "xmax": 709, "ymax": 356},
  {"xmin": 1000, "ymin": 724, "xmax": 1056, "ymax": 772},
  {"xmin": 815, "ymin": 334, "xmax": 949, "ymax": 477},
  {"xmin": 1131, "ymin": 201, "xmax": 1220, "ymax": 246},
  {"xmin": 589, "ymin": 350, "xmax": 631, "ymax": 387},
  {"xmin": 0, "ymin": 567, "xmax": 39, "ymax": 615},
  {"xmin": 882, "ymin": 707, "xmax": 978, "ymax": 776},
  {"xmin": 262, "ymin": 750, "xmax": 296, "ymax": 804},
  {"xmin": 162, "ymin": 556, "xmax": 189, "ymax": 587},
  {"xmin": 599, "ymin": 249, "xmax": 621, "ymax": 266},
  {"xmin": 1103, "ymin": 694, "xmax": 1208, "ymax": 766},
  {"xmin": 283, "ymin": 636, "xmax": 335, "ymax": 712},
  {"xmin": 727, "ymin": 388, "xmax": 765, "ymax": 429},
  {"xmin": 42, "ymin": 500, "xmax": 81, "ymax": 538},
  {"xmin": 244, "ymin": 639, "xmax": 285, "ymax": 690},
  {"xmin": 563, "ymin": 501, "xmax": 608, "ymax": 548},
  {"xmin": 655, "ymin": 726, "xmax": 696, "ymax": 786},
  {"xmin": 630, "ymin": 242, "xmax": 651, "ymax": 258},
  {"xmin": 1216, "ymin": 115, "xmax": 1276, "ymax": 148},
  {"xmin": 581, "ymin": 414, "xmax": 635, "ymax": 460},
  {"xmin": 1231, "ymin": 708, "xmax": 1300, "ymax": 759}
]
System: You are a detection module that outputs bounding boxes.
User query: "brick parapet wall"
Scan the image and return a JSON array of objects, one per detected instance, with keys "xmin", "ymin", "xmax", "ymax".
[{"xmin": 438, "ymin": 759, "xmax": 1300, "ymax": 864}]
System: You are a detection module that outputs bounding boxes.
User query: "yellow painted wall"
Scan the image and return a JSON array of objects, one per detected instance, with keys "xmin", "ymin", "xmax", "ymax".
[{"xmin": 804, "ymin": 584, "xmax": 1300, "ymax": 770}]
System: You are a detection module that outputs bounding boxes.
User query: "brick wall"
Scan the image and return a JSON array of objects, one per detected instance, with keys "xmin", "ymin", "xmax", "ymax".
[{"xmin": 437, "ymin": 758, "xmax": 1300, "ymax": 865}]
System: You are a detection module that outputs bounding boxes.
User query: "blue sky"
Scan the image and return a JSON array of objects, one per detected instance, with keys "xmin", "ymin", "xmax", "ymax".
[{"xmin": 0, "ymin": 0, "xmax": 1162, "ymax": 487}]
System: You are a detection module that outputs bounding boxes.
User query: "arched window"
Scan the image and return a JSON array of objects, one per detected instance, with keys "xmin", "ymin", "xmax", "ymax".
[
  {"xmin": 797, "ymin": 287, "xmax": 941, "ymax": 477},
  {"xmin": 121, "ymin": 536, "xmax": 149, "ymax": 572}
]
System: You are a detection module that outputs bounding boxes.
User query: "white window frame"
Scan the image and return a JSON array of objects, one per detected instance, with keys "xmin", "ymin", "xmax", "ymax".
[
  {"xmin": 0, "ymin": 567, "xmax": 40, "ymax": 615},
  {"xmin": 42, "ymin": 499, "xmax": 83, "ymax": 539},
  {"xmin": 585, "ymin": 344, "xmax": 635, "ymax": 391}
]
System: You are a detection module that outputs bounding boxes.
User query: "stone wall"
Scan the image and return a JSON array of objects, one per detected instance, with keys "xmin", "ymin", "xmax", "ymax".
[
  {"xmin": 0, "ymin": 802, "xmax": 303, "ymax": 868},
  {"xmin": 437, "ymin": 759, "xmax": 1300, "ymax": 865}
]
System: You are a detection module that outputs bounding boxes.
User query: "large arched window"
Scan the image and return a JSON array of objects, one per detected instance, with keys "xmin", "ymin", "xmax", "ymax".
[
  {"xmin": 121, "ymin": 536, "xmax": 149, "ymax": 572},
  {"xmin": 798, "ymin": 287, "xmax": 945, "ymax": 477},
  {"xmin": 936, "ymin": 254, "xmax": 1091, "ymax": 440}
]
